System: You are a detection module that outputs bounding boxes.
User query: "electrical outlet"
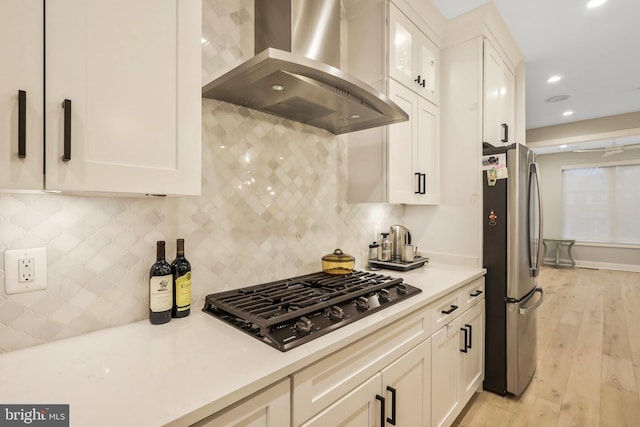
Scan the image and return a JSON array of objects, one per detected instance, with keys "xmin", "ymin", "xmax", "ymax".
[
  {"xmin": 4, "ymin": 248, "xmax": 47, "ymax": 294},
  {"xmin": 19, "ymin": 258, "xmax": 35, "ymax": 282}
]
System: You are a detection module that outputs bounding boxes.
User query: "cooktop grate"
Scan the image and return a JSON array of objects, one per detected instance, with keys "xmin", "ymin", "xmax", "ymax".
[{"xmin": 202, "ymin": 270, "xmax": 420, "ymax": 351}]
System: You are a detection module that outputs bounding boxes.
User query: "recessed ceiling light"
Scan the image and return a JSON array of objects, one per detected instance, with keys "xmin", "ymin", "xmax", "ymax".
[
  {"xmin": 350, "ymin": 114, "xmax": 361, "ymax": 120},
  {"xmin": 563, "ymin": 111, "xmax": 574, "ymax": 116},
  {"xmin": 547, "ymin": 75, "xmax": 562, "ymax": 83},
  {"xmin": 271, "ymin": 84, "xmax": 285, "ymax": 92},
  {"xmin": 545, "ymin": 95, "xmax": 571, "ymax": 103},
  {"xmin": 587, "ymin": 0, "xmax": 607, "ymax": 8}
]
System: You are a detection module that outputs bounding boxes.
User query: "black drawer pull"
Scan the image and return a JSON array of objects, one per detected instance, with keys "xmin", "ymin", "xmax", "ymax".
[
  {"xmin": 62, "ymin": 99, "xmax": 72, "ymax": 161},
  {"xmin": 441, "ymin": 305, "xmax": 458, "ymax": 315},
  {"xmin": 18, "ymin": 90, "xmax": 27, "ymax": 158},
  {"xmin": 470, "ymin": 290, "xmax": 483, "ymax": 297},
  {"xmin": 386, "ymin": 386, "xmax": 397, "ymax": 425},
  {"xmin": 415, "ymin": 173, "xmax": 426, "ymax": 195},
  {"xmin": 501, "ymin": 123, "xmax": 509, "ymax": 143},
  {"xmin": 376, "ymin": 394, "xmax": 385, "ymax": 427},
  {"xmin": 460, "ymin": 327, "xmax": 468, "ymax": 353}
]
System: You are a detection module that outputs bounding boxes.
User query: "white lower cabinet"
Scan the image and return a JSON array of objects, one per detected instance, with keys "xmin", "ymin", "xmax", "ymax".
[
  {"xmin": 301, "ymin": 339, "xmax": 431, "ymax": 427},
  {"xmin": 381, "ymin": 339, "xmax": 432, "ymax": 426},
  {"xmin": 460, "ymin": 301, "xmax": 484, "ymax": 404},
  {"xmin": 301, "ymin": 373, "xmax": 382, "ymax": 427},
  {"xmin": 191, "ymin": 379, "xmax": 290, "ymax": 427},
  {"xmin": 431, "ymin": 300, "xmax": 485, "ymax": 427}
]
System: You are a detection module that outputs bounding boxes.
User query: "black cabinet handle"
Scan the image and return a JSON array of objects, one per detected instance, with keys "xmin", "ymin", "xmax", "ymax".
[
  {"xmin": 414, "ymin": 75, "xmax": 422, "ymax": 84},
  {"xmin": 415, "ymin": 173, "xmax": 426, "ymax": 195},
  {"xmin": 18, "ymin": 90, "xmax": 26, "ymax": 158},
  {"xmin": 62, "ymin": 99, "xmax": 72, "ymax": 161},
  {"xmin": 441, "ymin": 305, "xmax": 458, "ymax": 315},
  {"xmin": 386, "ymin": 386, "xmax": 397, "ymax": 425},
  {"xmin": 470, "ymin": 290, "xmax": 483, "ymax": 297},
  {"xmin": 460, "ymin": 327, "xmax": 468, "ymax": 353},
  {"xmin": 501, "ymin": 123, "xmax": 509, "ymax": 143},
  {"xmin": 465, "ymin": 324, "xmax": 473, "ymax": 349},
  {"xmin": 376, "ymin": 395, "xmax": 385, "ymax": 427}
]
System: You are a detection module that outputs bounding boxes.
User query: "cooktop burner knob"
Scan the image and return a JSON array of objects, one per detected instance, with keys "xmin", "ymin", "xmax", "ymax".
[
  {"xmin": 294, "ymin": 316, "xmax": 313, "ymax": 334},
  {"xmin": 378, "ymin": 288, "xmax": 390, "ymax": 302},
  {"xmin": 396, "ymin": 283, "xmax": 408, "ymax": 295},
  {"xmin": 355, "ymin": 296, "xmax": 369, "ymax": 311},
  {"xmin": 328, "ymin": 305, "xmax": 345, "ymax": 320}
]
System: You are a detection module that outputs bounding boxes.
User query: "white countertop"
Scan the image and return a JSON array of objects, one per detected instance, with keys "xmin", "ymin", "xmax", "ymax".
[{"xmin": 0, "ymin": 264, "xmax": 485, "ymax": 427}]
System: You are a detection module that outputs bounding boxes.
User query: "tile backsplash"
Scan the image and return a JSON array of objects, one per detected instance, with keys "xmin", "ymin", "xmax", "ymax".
[{"xmin": 0, "ymin": 0, "xmax": 404, "ymax": 353}]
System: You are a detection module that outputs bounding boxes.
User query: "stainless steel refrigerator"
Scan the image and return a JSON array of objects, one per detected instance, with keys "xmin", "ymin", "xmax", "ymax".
[{"xmin": 482, "ymin": 143, "xmax": 544, "ymax": 396}]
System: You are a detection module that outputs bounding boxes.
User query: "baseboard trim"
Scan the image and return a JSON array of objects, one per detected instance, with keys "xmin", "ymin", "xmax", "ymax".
[{"xmin": 574, "ymin": 260, "xmax": 640, "ymax": 273}]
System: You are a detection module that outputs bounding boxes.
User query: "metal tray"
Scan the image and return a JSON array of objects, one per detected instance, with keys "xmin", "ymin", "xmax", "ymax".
[{"xmin": 367, "ymin": 256, "xmax": 429, "ymax": 272}]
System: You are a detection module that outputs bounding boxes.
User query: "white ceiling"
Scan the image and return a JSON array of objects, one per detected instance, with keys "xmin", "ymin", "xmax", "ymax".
[{"xmin": 431, "ymin": 0, "xmax": 640, "ymax": 131}]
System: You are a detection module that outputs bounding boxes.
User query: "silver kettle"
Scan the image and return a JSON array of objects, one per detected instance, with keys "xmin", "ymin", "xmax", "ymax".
[{"xmin": 389, "ymin": 225, "xmax": 411, "ymax": 260}]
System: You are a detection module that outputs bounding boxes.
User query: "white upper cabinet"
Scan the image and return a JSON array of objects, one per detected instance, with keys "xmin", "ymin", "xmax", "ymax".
[
  {"xmin": 387, "ymin": 81, "xmax": 416, "ymax": 204},
  {"xmin": 389, "ymin": 4, "xmax": 439, "ymax": 105},
  {"xmin": 0, "ymin": 0, "xmax": 44, "ymax": 190},
  {"xmin": 387, "ymin": 81, "xmax": 439, "ymax": 204},
  {"xmin": 483, "ymin": 39, "xmax": 515, "ymax": 146},
  {"xmin": 346, "ymin": 0, "xmax": 441, "ymax": 205},
  {"xmin": 45, "ymin": 0, "xmax": 201, "ymax": 195},
  {"xmin": 1, "ymin": 0, "xmax": 201, "ymax": 196},
  {"xmin": 441, "ymin": 2, "xmax": 523, "ymax": 149}
]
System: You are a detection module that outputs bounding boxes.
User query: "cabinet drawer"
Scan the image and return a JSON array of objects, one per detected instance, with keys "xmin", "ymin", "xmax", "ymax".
[
  {"xmin": 292, "ymin": 306, "xmax": 431, "ymax": 426},
  {"xmin": 460, "ymin": 277, "xmax": 485, "ymax": 309},
  {"xmin": 192, "ymin": 379, "xmax": 290, "ymax": 427},
  {"xmin": 431, "ymin": 292, "xmax": 463, "ymax": 331}
]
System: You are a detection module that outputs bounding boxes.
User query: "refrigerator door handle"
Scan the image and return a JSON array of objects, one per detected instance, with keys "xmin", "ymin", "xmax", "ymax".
[
  {"xmin": 519, "ymin": 288, "xmax": 544, "ymax": 315},
  {"xmin": 528, "ymin": 162, "xmax": 544, "ymax": 277}
]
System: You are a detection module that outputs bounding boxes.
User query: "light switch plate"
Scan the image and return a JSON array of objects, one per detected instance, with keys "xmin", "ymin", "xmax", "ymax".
[{"xmin": 4, "ymin": 248, "xmax": 47, "ymax": 294}]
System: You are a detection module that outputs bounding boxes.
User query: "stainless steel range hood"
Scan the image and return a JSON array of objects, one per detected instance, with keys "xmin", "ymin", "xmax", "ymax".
[{"xmin": 202, "ymin": 0, "xmax": 408, "ymax": 135}]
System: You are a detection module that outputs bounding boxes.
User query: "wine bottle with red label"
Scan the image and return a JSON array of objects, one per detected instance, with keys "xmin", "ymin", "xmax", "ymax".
[{"xmin": 149, "ymin": 241, "xmax": 172, "ymax": 324}]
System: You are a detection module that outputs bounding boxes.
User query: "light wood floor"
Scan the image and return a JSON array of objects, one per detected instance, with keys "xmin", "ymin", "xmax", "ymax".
[{"xmin": 453, "ymin": 266, "xmax": 640, "ymax": 427}]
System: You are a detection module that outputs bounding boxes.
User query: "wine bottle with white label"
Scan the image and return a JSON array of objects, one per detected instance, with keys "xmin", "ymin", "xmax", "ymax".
[
  {"xmin": 171, "ymin": 238, "xmax": 191, "ymax": 318},
  {"xmin": 149, "ymin": 240, "xmax": 172, "ymax": 324}
]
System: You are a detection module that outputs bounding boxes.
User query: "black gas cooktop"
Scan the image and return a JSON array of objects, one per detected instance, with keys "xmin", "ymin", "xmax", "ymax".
[{"xmin": 202, "ymin": 270, "xmax": 421, "ymax": 351}]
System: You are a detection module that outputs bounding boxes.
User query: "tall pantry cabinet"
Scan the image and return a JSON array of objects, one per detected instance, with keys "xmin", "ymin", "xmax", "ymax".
[
  {"xmin": 1, "ymin": 0, "xmax": 201, "ymax": 196},
  {"xmin": 345, "ymin": 0, "xmax": 445, "ymax": 205}
]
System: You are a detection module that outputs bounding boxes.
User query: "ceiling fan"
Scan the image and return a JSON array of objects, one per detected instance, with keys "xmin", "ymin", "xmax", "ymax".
[{"xmin": 572, "ymin": 140, "xmax": 640, "ymax": 157}]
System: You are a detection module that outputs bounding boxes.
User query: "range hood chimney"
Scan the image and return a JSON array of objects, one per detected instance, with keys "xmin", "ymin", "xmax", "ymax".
[{"xmin": 202, "ymin": 0, "xmax": 408, "ymax": 135}]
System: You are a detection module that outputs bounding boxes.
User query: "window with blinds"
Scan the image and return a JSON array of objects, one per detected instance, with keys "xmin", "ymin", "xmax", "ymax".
[{"xmin": 562, "ymin": 163, "xmax": 640, "ymax": 244}]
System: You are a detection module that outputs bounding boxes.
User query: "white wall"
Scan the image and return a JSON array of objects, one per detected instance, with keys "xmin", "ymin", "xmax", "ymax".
[
  {"xmin": 536, "ymin": 148, "xmax": 640, "ymax": 272},
  {"xmin": 405, "ymin": 37, "xmax": 483, "ymax": 268}
]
